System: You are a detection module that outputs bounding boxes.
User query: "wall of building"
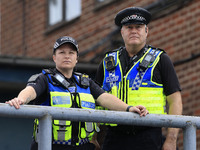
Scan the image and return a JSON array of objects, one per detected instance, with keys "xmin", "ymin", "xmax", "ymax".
[{"xmin": 1, "ymin": 0, "xmax": 200, "ymax": 149}]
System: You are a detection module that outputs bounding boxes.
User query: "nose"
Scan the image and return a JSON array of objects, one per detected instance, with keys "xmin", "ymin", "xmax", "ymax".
[
  {"xmin": 64, "ymin": 53, "xmax": 70, "ymax": 58},
  {"xmin": 130, "ymin": 27, "xmax": 137, "ymax": 33}
]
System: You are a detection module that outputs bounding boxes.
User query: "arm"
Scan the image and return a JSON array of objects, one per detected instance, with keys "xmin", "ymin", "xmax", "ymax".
[
  {"xmin": 6, "ymin": 86, "xmax": 37, "ymax": 109},
  {"xmin": 96, "ymin": 93, "xmax": 148, "ymax": 116},
  {"xmin": 163, "ymin": 91, "xmax": 182, "ymax": 150}
]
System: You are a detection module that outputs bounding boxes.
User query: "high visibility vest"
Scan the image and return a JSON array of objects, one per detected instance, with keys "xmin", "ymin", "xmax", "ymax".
[
  {"xmin": 101, "ymin": 47, "xmax": 166, "ymax": 115},
  {"xmin": 33, "ymin": 70, "xmax": 98, "ymax": 146}
]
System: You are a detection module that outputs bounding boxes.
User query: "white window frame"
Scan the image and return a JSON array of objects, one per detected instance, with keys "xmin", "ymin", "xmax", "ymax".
[{"xmin": 48, "ymin": 0, "xmax": 81, "ymax": 26}]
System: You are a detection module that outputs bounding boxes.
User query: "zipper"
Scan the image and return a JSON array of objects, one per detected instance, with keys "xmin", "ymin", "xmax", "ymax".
[{"xmin": 122, "ymin": 76, "xmax": 126, "ymax": 102}]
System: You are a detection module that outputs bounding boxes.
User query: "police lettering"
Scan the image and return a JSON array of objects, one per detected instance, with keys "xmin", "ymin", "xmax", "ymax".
[{"xmin": 106, "ymin": 76, "xmax": 119, "ymax": 83}]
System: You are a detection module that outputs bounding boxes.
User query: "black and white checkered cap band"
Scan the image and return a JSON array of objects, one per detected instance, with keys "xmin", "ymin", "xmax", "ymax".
[{"xmin": 121, "ymin": 14, "xmax": 146, "ymax": 24}]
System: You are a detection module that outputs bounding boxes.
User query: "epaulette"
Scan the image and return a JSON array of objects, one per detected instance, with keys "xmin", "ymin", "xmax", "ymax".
[
  {"xmin": 74, "ymin": 72, "xmax": 90, "ymax": 88},
  {"xmin": 28, "ymin": 73, "xmax": 42, "ymax": 83},
  {"xmin": 147, "ymin": 45, "xmax": 166, "ymax": 53},
  {"xmin": 42, "ymin": 68, "xmax": 60, "ymax": 86},
  {"xmin": 42, "ymin": 68, "xmax": 55, "ymax": 75},
  {"xmin": 105, "ymin": 46, "xmax": 124, "ymax": 55}
]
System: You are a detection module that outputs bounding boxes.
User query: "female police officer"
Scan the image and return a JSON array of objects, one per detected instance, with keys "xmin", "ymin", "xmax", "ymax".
[{"xmin": 6, "ymin": 36, "xmax": 148, "ymax": 150}]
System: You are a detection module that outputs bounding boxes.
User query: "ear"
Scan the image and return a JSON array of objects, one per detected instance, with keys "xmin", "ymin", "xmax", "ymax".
[
  {"xmin": 145, "ymin": 26, "xmax": 148, "ymax": 34},
  {"xmin": 120, "ymin": 27, "xmax": 123, "ymax": 34},
  {"xmin": 76, "ymin": 55, "xmax": 79, "ymax": 63},
  {"xmin": 53, "ymin": 55, "xmax": 56, "ymax": 63}
]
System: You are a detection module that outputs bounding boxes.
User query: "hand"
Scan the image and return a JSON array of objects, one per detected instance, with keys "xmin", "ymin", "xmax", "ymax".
[
  {"xmin": 5, "ymin": 98, "xmax": 24, "ymax": 109},
  {"xmin": 129, "ymin": 105, "xmax": 149, "ymax": 117}
]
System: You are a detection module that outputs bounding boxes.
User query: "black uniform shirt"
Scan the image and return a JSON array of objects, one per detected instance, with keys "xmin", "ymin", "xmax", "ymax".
[
  {"xmin": 27, "ymin": 68, "xmax": 105, "ymax": 105},
  {"xmin": 95, "ymin": 46, "xmax": 181, "ymax": 96}
]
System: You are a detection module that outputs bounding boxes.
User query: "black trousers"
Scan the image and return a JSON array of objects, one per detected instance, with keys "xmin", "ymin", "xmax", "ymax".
[
  {"xmin": 102, "ymin": 127, "xmax": 162, "ymax": 150},
  {"xmin": 30, "ymin": 139, "xmax": 95, "ymax": 150}
]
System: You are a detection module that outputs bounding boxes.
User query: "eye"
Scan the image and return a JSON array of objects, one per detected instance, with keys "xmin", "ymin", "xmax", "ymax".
[
  {"xmin": 136, "ymin": 25, "xmax": 142, "ymax": 29},
  {"xmin": 59, "ymin": 51, "xmax": 64, "ymax": 54},
  {"xmin": 127, "ymin": 25, "xmax": 133, "ymax": 29},
  {"xmin": 69, "ymin": 50, "xmax": 76, "ymax": 54}
]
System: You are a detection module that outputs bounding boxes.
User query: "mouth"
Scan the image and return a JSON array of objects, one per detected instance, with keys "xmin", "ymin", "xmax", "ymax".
[
  {"xmin": 63, "ymin": 60, "xmax": 71, "ymax": 63},
  {"xmin": 130, "ymin": 36, "xmax": 139, "ymax": 39}
]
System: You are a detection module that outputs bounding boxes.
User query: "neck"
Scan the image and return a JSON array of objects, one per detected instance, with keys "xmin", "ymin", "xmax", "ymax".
[
  {"xmin": 125, "ymin": 44, "xmax": 145, "ymax": 57},
  {"xmin": 57, "ymin": 68, "xmax": 73, "ymax": 78}
]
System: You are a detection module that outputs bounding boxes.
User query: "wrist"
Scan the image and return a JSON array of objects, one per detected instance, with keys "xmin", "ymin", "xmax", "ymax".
[{"xmin": 126, "ymin": 105, "xmax": 133, "ymax": 112}]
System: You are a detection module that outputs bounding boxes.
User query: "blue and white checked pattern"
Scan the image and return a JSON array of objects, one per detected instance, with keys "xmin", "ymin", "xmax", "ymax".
[
  {"xmin": 132, "ymin": 69, "xmax": 146, "ymax": 90},
  {"xmin": 108, "ymin": 70, "xmax": 117, "ymax": 87},
  {"xmin": 53, "ymin": 138, "xmax": 89, "ymax": 145}
]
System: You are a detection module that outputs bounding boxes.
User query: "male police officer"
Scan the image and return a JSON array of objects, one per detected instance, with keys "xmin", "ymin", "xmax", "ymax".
[{"xmin": 95, "ymin": 7, "xmax": 182, "ymax": 150}]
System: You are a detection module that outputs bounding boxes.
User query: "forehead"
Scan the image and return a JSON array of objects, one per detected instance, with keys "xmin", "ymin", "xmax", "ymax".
[{"xmin": 123, "ymin": 24, "xmax": 146, "ymax": 27}]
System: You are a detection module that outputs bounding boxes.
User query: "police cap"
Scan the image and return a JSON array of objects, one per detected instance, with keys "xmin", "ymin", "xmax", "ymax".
[
  {"xmin": 115, "ymin": 7, "xmax": 151, "ymax": 27},
  {"xmin": 53, "ymin": 36, "xmax": 79, "ymax": 53}
]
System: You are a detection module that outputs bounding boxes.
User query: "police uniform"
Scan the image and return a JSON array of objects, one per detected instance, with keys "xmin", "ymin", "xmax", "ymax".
[
  {"xmin": 95, "ymin": 7, "xmax": 181, "ymax": 150},
  {"xmin": 28, "ymin": 68, "xmax": 104, "ymax": 150},
  {"xmin": 28, "ymin": 36, "xmax": 105, "ymax": 150}
]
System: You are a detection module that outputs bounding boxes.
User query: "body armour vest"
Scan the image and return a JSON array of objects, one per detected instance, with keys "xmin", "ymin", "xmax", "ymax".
[
  {"xmin": 33, "ymin": 69, "xmax": 98, "ymax": 146},
  {"xmin": 102, "ymin": 47, "xmax": 166, "ymax": 115}
]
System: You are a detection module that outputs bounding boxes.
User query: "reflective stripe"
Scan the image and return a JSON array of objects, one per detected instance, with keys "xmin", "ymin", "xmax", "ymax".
[
  {"xmin": 57, "ymin": 120, "xmax": 67, "ymax": 141},
  {"xmin": 86, "ymin": 122, "xmax": 93, "ymax": 132}
]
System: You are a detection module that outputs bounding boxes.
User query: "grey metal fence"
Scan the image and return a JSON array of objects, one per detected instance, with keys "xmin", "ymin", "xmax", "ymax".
[{"xmin": 0, "ymin": 103, "xmax": 199, "ymax": 150}]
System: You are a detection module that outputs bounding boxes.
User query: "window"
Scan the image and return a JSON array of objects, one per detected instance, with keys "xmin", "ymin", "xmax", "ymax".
[{"xmin": 48, "ymin": 0, "xmax": 81, "ymax": 26}]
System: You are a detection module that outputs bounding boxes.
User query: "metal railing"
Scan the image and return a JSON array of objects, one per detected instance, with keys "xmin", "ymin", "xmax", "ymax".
[{"xmin": 0, "ymin": 103, "xmax": 199, "ymax": 150}]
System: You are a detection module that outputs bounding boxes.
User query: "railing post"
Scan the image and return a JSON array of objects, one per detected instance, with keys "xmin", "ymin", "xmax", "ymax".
[
  {"xmin": 38, "ymin": 114, "xmax": 52, "ymax": 150},
  {"xmin": 183, "ymin": 122, "xmax": 196, "ymax": 150}
]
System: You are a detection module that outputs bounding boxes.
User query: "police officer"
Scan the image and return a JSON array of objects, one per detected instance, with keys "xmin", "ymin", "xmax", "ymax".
[
  {"xmin": 95, "ymin": 7, "xmax": 182, "ymax": 150},
  {"xmin": 6, "ymin": 36, "xmax": 148, "ymax": 150}
]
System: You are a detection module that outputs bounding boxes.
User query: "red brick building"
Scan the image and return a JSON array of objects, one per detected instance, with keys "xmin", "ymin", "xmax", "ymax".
[{"xmin": 0, "ymin": 0, "xmax": 200, "ymax": 149}]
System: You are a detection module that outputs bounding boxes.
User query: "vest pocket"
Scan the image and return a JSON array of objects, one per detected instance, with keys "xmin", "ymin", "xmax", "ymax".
[
  {"xmin": 53, "ymin": 120, "xmax": 71, "ymax": 141},
  {"xmin": 79, "ymin": 122, "xmax": 98, "ymax": 139}
]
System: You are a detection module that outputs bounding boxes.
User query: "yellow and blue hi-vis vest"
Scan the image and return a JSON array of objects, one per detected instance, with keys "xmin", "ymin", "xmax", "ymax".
[
  {"xmin": 33, "ymin": 70, "xmax": 98, "ymax": 146},
  {"xmin": 101, "ymin": 47, "xmax": 166, "ymax": 116}
]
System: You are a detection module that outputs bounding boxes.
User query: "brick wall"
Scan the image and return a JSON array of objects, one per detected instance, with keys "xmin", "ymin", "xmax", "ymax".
[{"xmin": 1, "ymin": 0, "xmax": 200, "ymax": 149}]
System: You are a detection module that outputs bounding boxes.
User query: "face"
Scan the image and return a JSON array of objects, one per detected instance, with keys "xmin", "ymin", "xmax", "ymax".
[
  {"xmin": 53, "ymin": 44, "xmax": 78, "ymax": 72},
  {"xmin": 121, "ymin": 24, "xmax": 148, "ymax": 48}
]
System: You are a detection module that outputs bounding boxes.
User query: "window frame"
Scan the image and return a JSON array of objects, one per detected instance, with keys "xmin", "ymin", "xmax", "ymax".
[{"xmin": 46, "ymin": 0, "xmax": 81, "ymax": 34}]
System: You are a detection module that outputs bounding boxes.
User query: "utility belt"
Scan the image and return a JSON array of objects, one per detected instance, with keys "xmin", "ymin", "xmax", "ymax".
[
  {"xmin": 108, "ymin": 125, "xmax": 160, "ymax": 136},
  {"xmin": 52, "ymin": 138, "xmax": 89, "ymax": 145}
]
